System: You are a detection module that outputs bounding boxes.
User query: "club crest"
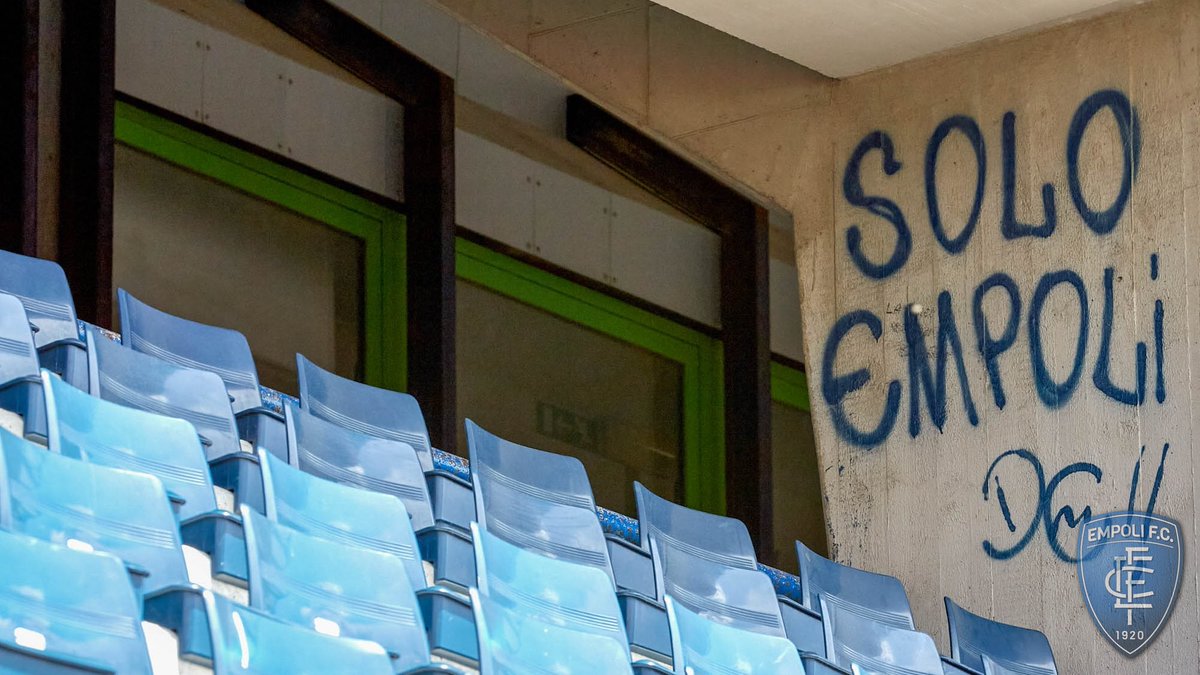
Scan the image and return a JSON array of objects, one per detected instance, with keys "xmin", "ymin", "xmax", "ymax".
[{"xmin": 1077, "ymin": 511, "xmax": 1182, "ymax": 656}]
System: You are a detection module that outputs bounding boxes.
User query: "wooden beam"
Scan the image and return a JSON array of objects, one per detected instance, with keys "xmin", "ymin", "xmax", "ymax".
[
  {"xmin": 565, "ymin": 94, "xmax": 774, "ymax": 558},
  {"xmin": 0, "ymin": 0, "xmax": 39, "ymax": 255},
  {"xmin": 58, "ymin": 0, "xmax": 115, "ymax": 326},
  {"xmin": 244, "ymin": 0, "xmax": 442, "ymax": 108},
  {"xmin": 246, "ymin": 0, "xmax": 458, "ymax": 451}
]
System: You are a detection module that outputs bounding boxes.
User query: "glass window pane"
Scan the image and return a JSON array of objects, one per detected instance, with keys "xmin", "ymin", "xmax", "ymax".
[
  {"xmin": 113, "ymin": 144, "xmax": 364, "ymax": 394},
  {"xmin": 456, "ymin": 279, "xmax": 682, "ymax": 515},
  {"xmin": 771, "ymin": 400, "xmax": 827, "ymax": 563}
]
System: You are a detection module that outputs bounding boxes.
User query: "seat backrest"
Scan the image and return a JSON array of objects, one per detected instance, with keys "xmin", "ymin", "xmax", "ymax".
[
  {"xmin": 0, "ymin": 250, "xmax": 80, "ymax": 350},
  {"xmin": 665, "ymin": 595, "xmax": 804, "ymax": 675},
  {"xmin": 634, "ymin": 481, "xmax": 757, "ymax": 570},
  {"xmin": 473, "ymin": 523, "xmax": 628, "ymax": 646},
  {"xmin": 655, "ymin": 538, "xmax": 786, "ymax": 637},
  {"xmin": 797, "ymin": 540, "xmax": 915, "ymax": 629},
  {"xmin": 0, "ymin": 428, "xmax": 189, "ymax": 595},
  {"xmin": 470, "ymin": 586, "xmax": 634, "ymax": 675},
  {"xmin": 260, "ymin": 448, "xmax": 426, "ymax": 591},
  {"xmin": 86, "ymin": 330, "xmax": 242, "ymax": 459},
  {"xmin": 203, "ymin": 591, "xmax": 394, "ymax": 675},
  {"xmin": 821, "ymin": 594, "xmax": 943, "ymax": 675},
  {"xmin": 0, "ymin": 292, "xmax": 40, "ymax": 384},
  {"xmin": 296, "ymin": 354, "xmax": 433, "ymax": 470},
  {"xmin": 284, "ymin": 401, "xmax": 435, "ymax": 532},
  {"xmin": 43, "ymin": 369, "xmax": 220, "ymax": 522},
  {"xmin": 0, "ymin": 529, "xmax": 151, "ymax": 674},
  {"xmin": 117, "ymin": 290, "xmax": 263, "ymax": 414},
  {"xmin": 945, "ymin": 598, "xmax": 1057, "ymax": 675},
  {"xmin": 241, "ymin": 506, "xmax": 431, "ymax": 671},
  {"xmin": 467, "ymin": 419, "xmax": 612, "ymax": 580}
]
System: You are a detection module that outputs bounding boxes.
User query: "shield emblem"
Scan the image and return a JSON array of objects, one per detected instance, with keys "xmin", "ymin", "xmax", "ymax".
[{"xmin": 1078, "ymin": 511, "xmax": 1182, "ymax": 656}]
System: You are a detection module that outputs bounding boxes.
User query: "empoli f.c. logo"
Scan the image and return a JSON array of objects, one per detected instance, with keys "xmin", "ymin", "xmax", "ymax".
[{"xmin": 1078, "ymin": 512, "xmax": 1182, "ymax": 656}]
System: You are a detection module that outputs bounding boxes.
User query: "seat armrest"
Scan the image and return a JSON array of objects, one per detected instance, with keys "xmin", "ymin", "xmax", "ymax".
[
  {"xmin": 417, "ymin": 587, "xmax": 478, "ymax": 667},
  {"xmin": 180, "ymin": 510, "xmax": 248, "ymax": 584},
  {"xmin": 207, "ymin": 452, "xmax": 265, "ymax": 514},
  {"xmin": 606, "ymin": 534, "xmax": 657, "ymax": 601},
  {"xmin": 234, "ymin": 407, "xmax": 287, "ymax": 460},
  {"xmin": 779, "ymin": 595, "xmax": 825, "ymax": 657},
  {"xmin": 941, "ymin": 656, "xmax": 984, "ymax": 675},
  {"xmin": 143, "ymin": 584, "xmax": 214, "ymax": 666},
  {"xmin": 801, "ymin": 653, "xmax": 851, "ymax": 674}
]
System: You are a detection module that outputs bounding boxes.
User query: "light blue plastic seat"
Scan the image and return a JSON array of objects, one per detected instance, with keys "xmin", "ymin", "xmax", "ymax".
[
  {"xmin": 0, "ymin": 529, "xmax": 152, "ymax": 674},
  {"xmin": 86, "ymin": 329, "xmax": 242, "ymax": 459},
  {"xmin": 655, "ymin": 538, "xmax": 787, "ymax": 637},
  {"xmin": 797, "ymin": 540, "xmax": 915, "ymax": 630},
  {"xmin": 0, "ymin": 250, "xmax": 87, "ymax": 390},
  {"xmin": 0, "ymin": 293, "xmax": 47, "ymax": 442},
  {"xmin": 204, "ymin": 592, "xmax": 396, "ymax": 675},
  {"xmin": 241, "ymin": 506, "xmax": 461, "ymax": 673},
  {"xmin": 982, "ymin": 654, "xmax": 1034, "ymax": 675},
  {"xmin": 296, "ymin": 354, "xmax": 475, "ymax": 536},
  {"xmin": 44, "ymin": 368, "xmax": 220, "ymax": 522},
  {"xmin": 467, "ymin": 419, "xmax": 611, "ymax": 578},
  {"xmin": 470, "ymin": 586, "xmax": 635, "ymax": 675},
  {"xmin": 117, "ymin": 290, "xmax": 285, "ymax": 457},
  {"xmin": 284, "ymin": 401, "xmax": 474, "ymax": 584},
  {"xmin": 666, "ymin": 596, "xmax": 805, "ymax": 675},
  {"xmin": 945, "ymin": 598, "xmax": 1057, "ymax": 675},
  {"xmin": 635, "ymin": 481, "xmax": 759, "ymax": 571},
  {"xmin": 260, "ymin": 447, "xmax": 426, "ymax": 593},
  {"xmin": 0, "ymin": 427, "xmax": 188, "ymax": 595},
  {"xmin": 820, "ymin": 594, "xmax": 942, "ymax": 675}
]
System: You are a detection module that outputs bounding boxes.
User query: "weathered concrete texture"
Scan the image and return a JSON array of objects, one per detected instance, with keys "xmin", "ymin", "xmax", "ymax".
[{"xmin": 794, "ymin": 0, "xmax": 1200, "ymax": 670}]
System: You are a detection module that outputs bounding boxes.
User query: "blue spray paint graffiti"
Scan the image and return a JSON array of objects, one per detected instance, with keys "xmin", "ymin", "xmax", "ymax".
[
  {"xmin": 981, "ymin": 443, "xmax": 1169, "ymax": 563},
  {"xmin": 822, "ymin": 88, "xmax": 1172, "ymax": 563},
  {"xmin": 823, "ymin": 88, "xmax": 1161, "ymax": 449}
]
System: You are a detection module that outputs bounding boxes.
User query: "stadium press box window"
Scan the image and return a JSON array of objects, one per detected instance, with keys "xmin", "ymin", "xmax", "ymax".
[
  {"xmin": 112, "ymin": 102, "xmax": 406, "ymax": 396},
  {"xmin": 456, "ymin": 278, "xmax": 684, "ymax": 514}
]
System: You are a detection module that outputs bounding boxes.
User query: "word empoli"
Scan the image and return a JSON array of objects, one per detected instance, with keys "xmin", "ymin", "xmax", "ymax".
[{"xmin": 822, "ymin": 89, "xmax": 1166, "ymax": 449}]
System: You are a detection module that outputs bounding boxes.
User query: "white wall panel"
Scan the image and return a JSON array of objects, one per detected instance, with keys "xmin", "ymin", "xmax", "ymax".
[
  {"xmin": 532, "ymin": 166, "xmax": 611, "ymax": 283},
  {"xmin": 611, "ymin": 195, "xmax": 720, "ymax": 326},
  {"xmin": 768, "ymin": 259, "xmax": 803, "ymax": 362},
  {"xmin": 282, "ymin": 63, "xmax": 403, "ymax": 199},
  {"xmin": 457, "ymin": 26, "xmax": 571, "ymax": 135},
  {"xmin": 115, "ymin": 0, "xmax": 204, "ymax": 122},
  {"xmin": 201, "ymin": 28, "xmax": 287, "ymax": 154},
  {"xmin": 381, "ymin": 0, "xmax": 461, "ymax": 76}
]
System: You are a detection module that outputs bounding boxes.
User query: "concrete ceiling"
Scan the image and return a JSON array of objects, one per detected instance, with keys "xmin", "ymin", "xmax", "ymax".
[{"xmin": 652, "ymin": 0, "xmax": 1145, "ymax": 77}]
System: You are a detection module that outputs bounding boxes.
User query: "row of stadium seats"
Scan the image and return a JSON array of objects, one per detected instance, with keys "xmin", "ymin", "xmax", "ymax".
[{"xmin": 0, "ymin": 248, "xmax": 1057, "ymax": 674}]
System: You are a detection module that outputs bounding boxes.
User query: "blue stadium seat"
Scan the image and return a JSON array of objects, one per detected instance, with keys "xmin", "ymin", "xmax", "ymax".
[
  {"xmin": 44, "ymin": 367, "xmax": 221, "ymax": 522},
  {"xmin": 467, "ymin": 421, "xmax": 673, "ymax": 661},
  {"xmin": 0, "ymin": 427, "xmax": 189, "ymax": 595},
  {"xmin": 203, "ymin": 592, "xmax": 396, "ymax": 675},
  {"xmin": 0, "ymin": 292, "xmax": 47, "ymax": 442},
  {"xmin": 86, "ymin": 329, "xmax": 242, "ymax": 459},
  {"xmin": 296, "ymin": 354, "xmax": 475, "ymax": 534},
  {"xmin": 654, "ymin": 537, "xmax": 787, "ymax": 637},
  {"xmin": 982, "ymin": 654, "xmax": 1030, "ymax": 675},
  {"xmin": 797, "ymin": 540, "xmax": 915, "ymax": 630},
  {"xmin": 0, "ymin": 529, "xmax": 152, "ymax": 674},
  {"xmin": 471, "ymin": 586, "xmax": 636, "ymax": 675},
  {"xmin": 117, "ymin": 290, "xmax": 285, "ymax": 457},
  {"xmin": 665, "ymin": 596, "xmax": 806, "ymax": 675},
  {"xmin": 260, "ymin": 447, "xmax": 426, "ymax": 594},
  {"xmin": 284, "ymin": 401, "xmax": 474, "ymax": 591},
  {"xmin": 241, "ymin": 506, "xmax": 469, "ymax": 672},
  {"xmin": 819, "ymin": 594, "xmax": 942, "ymax": 675},
  {"xmin": 945, "ymin": 598, "xmax": 1057, "ymax": 675},
  {"xmin": 635, "ymin": 482, "xmax": 820, "ymax": 657},
  {"xmin": 468, "ymin": 419, "xmax": 610, "ymax": 577},
  {"xmin": 0, "ymin": 250, "xmax": 87, "ymax": 390}
]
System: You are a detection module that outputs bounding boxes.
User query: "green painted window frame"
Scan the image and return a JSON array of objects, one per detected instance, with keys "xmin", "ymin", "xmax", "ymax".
[
  {"xmin": 113, "ymin": 101, "xmax": 407, "ymax": 391},
  {"xmin": 456, "ymin": 238, "xmax": 726, "ymax": 514},
  {"xmin": 771, "ymin": 361, "xmax": 809, "ymax": 412}
]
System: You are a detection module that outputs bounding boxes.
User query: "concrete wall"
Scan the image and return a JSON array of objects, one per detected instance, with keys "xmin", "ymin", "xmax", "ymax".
[
  {"xmin": 450, "ymin": 0, "xmax": 1200, "ymax": 669},
  {"xmin": 795, "ymin": 0, "xmax": 1197, "ymax": 670}
]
